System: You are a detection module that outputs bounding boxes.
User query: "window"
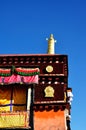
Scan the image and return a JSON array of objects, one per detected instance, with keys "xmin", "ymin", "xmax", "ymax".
[{"xmin": 0, "ymin": 84, "xmax": 27, "ymax": 112}]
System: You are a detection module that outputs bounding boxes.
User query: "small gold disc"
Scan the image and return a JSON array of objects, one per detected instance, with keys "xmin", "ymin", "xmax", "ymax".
[{"xmin": 46, "ymin": 65, "xmax": 53, "ymax": 73}]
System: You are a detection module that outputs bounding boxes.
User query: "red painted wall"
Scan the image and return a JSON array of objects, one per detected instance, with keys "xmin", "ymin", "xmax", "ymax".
[{"xmin": 34, "ymin": 109, "xmax": 66, "ymax": 130}]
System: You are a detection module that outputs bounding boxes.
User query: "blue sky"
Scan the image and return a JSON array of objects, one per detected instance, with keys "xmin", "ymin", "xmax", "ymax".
[{"xmin": 0, "ymin": 0, "xmax": 86, "ymax": 129}]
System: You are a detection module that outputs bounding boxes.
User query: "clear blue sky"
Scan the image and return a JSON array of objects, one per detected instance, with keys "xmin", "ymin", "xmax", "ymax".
[{"xmin": 0, "ymin": 0, "xmax": 86, "ymax": 129}]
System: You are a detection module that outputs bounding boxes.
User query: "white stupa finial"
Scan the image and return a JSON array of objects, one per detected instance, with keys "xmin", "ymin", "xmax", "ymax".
[{"xmin": 46, "ymin": 34, "xmax": 56, "ymax": 54}]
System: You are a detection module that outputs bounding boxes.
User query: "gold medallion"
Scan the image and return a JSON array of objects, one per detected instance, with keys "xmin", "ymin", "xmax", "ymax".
[
  {"xmin": 44, "ymin": 86, "xmax": 54, "ymax": 97},
  {"xmin": 46, "ymin": 65, "xmax": 53, "ymax": 73}
]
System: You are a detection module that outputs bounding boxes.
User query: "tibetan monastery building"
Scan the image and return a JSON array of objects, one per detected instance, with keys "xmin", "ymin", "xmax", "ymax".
[{"xmin": 0, "ymin": 34, "xmax": 73, "ymax": 130}]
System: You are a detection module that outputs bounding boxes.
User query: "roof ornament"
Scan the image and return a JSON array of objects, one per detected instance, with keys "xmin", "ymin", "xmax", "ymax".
[{"xmin": 46, "ymin": 34, "xmax": 56, "ymax": 54}]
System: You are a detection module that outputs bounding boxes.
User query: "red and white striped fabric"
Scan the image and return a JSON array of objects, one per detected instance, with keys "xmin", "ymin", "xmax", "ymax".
[
  {"xmin": 0, "ymin": 75, "xmax": 38, "ymax": 84},
  {"xmin": 0, "ymin": 67, "xmax": 39, "ymax": 85}
]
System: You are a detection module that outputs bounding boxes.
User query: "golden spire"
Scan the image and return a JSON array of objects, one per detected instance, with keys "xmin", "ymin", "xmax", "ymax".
[{"xmin": 47, "ymin": 34, "xmax": 56, "ymax": 54}]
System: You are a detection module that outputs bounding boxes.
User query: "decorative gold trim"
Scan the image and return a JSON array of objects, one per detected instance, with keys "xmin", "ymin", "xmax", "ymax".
[{"xmin": 64, "ymin": 92, "xmax": 66, "ymax": 102}]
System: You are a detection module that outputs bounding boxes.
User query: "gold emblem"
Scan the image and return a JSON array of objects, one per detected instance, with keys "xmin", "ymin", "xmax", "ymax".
[
  {"xmin": 46, "ymin": 65, "xmax": 53, "ymax": 73},
  {"xmin": 44, "ymin": 86, "xmax": 54, "ymax": 97}
]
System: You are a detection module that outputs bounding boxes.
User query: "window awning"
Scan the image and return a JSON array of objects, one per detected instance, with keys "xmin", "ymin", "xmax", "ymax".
[{"xmin": 0, "ymin": 67, "xmax": 40, "ymax": 85}]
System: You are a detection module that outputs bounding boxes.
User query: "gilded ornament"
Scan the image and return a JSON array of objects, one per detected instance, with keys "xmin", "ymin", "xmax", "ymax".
[
  {"xmin": 46, "ymin": 65, "xmax": 53, "ymax": 73},
  {"xmin": 44, "ymin": 86, "xmax": 54, "ymax": 97}
]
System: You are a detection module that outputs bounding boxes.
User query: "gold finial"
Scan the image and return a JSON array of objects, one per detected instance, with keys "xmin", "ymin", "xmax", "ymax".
[{"xmin": 46, "ymin": 34, "xmax": 56, "ymax": 54}]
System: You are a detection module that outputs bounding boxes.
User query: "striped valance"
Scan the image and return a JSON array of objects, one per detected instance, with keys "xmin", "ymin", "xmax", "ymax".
[{"xmin": 0, "ymin": 67, "xmax": 39, "ymax": 85}]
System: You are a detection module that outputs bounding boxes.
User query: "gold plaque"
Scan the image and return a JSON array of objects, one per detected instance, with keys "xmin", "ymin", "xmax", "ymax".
[
  {"xmin": 46, "ymin": 65, "xmax": 53, "ymax": 73},
  {"xmin": 44, "ymin": 86, "xmax": 54, "ymax": 97}
]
